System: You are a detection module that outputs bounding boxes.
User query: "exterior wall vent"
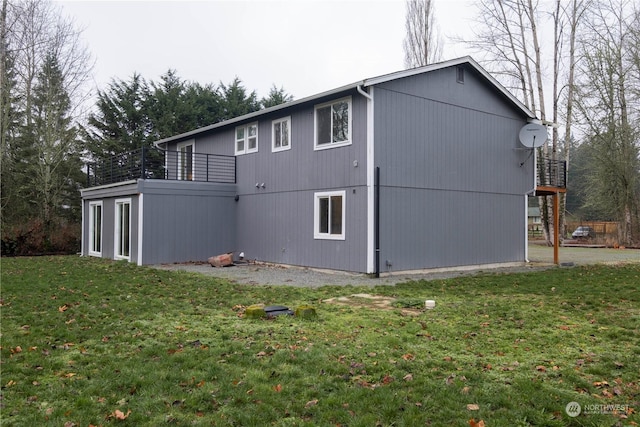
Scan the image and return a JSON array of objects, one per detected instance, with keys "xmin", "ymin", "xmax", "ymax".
[{"xmin": 456, "ymin": 66, "xmax": 465, "ymax": 84}]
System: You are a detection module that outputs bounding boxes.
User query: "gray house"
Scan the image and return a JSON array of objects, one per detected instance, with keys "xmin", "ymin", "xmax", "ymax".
[{"xmin": 81, "ymin": 56, "xmax": 559, "ymax": 274}]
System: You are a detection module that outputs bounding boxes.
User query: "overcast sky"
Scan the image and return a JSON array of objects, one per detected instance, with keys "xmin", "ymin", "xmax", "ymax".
[{"xmin": 56, "ymin": 0, "xmax": 476, "ymax": 100}]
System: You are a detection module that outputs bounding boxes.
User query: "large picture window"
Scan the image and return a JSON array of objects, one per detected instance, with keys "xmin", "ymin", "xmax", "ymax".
[
  {"xmin": 272, "ymin": 117, "xmax": 291, "ymax": 152},
  {"xmin": 314, "ymin": 97, "xmax": 351, "ymax": 150},
  {"xmin": 314, "ymin": 191, "xmax": 346, "ymax": 240},
  {"xmin": 115, "ymin": 198, "xmax": 131, "ymax": 260},
  {"xmin": 235, "ymin": 122, "xmax": 258, "ymax": 155},
  {"xmin": 88, "ymin": 201, "xmax": 102, "ymax": 256}
]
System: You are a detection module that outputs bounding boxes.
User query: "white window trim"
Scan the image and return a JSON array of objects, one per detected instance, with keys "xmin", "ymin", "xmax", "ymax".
[
  {"xmin": 114, "ymin": 198, "xmax": 132, "ymax": 261},
  {"xmin": 272, "ymin": 116, "xmax": 291, "ymax": 153},
  {"xmin": 88, "ymin": 201, "xmax": 103, "ymax": 257},
  {"xmin": 314, "ymin": 190, "xmax": 346, "ymax": 240},
  {"xmin": 314, "ymin": 96, "xmax": 352, "ymax": 151},
  {"xmin": 177, "ymin": 140, "xmax": 195, "ymax": 181},
  {"xmin": 235, "ymin": 122, "xmax": 259, "ymax": 155}
]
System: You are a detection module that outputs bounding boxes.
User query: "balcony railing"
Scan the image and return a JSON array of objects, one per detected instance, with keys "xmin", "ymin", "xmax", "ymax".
[
  {"xmin": 537, "ymin": 155, "xmax": 566, "ymax": 189},
  {"xmin": 86, "ymin": 147, "xmax": 236, "ymax": 187}
]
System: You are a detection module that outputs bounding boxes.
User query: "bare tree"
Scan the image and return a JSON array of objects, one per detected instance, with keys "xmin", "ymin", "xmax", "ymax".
[
  {"xmin": 1, "ymin": 0, "xmax": 92, "ymax": 250},
  {"xmin": 558, "ymin": 0, "xmax": 590, "ymax": 238},
  {"xmin": 574, "ymin": 0, "xmax": 639, "ymax": 245},
  {"xmin": 465, "ymin": 0, "xmax": 596, "ymax": 246},
  {"xmin": 403, "ymin": 0, "xmax": 443, "ymax": 68}
]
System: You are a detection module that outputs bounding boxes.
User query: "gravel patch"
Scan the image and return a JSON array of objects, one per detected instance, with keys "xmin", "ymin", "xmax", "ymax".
[{"xmin": 151, "ymin": 244, "xmax": 638, "ymax": 288}]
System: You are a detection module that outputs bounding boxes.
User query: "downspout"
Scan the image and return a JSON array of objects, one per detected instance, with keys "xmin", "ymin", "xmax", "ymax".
[
  {"xmin": 357, "ymin": 84, "xmax": 378, "ymax": 277},
  {"xmin": 375, "ymin": 167, "xmax": 380, "ymax": 278}
]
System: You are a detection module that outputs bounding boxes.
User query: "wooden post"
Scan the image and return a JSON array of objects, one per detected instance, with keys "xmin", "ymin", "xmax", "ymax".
[{"xmin": 554, "ymin": 191, "xmax": 560, "ymax": 264}]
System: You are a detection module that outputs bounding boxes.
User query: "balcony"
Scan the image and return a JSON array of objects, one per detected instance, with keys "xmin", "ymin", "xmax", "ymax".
[
  {"xmin": 536, "ymin": 155, "xmax": 566, "ymax": 195},
  {"xmin": 86, "ymin": 147, "xmax": 236, "ymax": 187}
]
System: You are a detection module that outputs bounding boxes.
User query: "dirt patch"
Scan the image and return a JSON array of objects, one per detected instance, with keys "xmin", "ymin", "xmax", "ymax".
[{"xmin": 323, "ymin": 293, "xmax": 424, "ymax": 316}]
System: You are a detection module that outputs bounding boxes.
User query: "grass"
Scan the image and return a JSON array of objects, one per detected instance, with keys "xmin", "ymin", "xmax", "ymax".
[{"xmin": 1, "ymin": 256, "xmax": 639, "ymax": 426}]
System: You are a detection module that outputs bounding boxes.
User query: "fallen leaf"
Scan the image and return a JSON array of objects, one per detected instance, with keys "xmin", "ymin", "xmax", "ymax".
[
  {"xmin": 382, "ymin": 374, "xmax": 394, "ymax": 384},
  {"xmin": 467, "ymin": 404, "xmax": 480, "ymax": 411},
  {"xmin": 445, "ymin": 374, "xmax": 455, "ymax": 385},
  {"xmin": 461, "ymin": 386, "xmax": 471, "ymax": 394},
  {"xmin": 58, "ymin": 305, "xmax": 68, "ymax": 312},
  {"xmin": 401, "ymin": 353, "xmax": 415, "ymax": 361},
  {"xmin": 536, "ymin": 365, "xmax": 547, "ymax": 372},
  {"xmin": 114, "ymin": 409, "xmax": 131, "ymax": 420},
  {"xmin": 64, "ymin": 422, "xmax": 76, "ymax": 427},
  {"xmin": 469, "ymin": 419, "xmax": 486, "ymax": 427},
  {"xmin": 305, "ymin": 399, "xmax": 319, "ymax": 408},
  {"xmin": 273, "ymin": 384, "xmax": 282, "ymax": 392},
  {"xmin": 403, "ymin": 373, "xmax": 413, "ymax": 381}
]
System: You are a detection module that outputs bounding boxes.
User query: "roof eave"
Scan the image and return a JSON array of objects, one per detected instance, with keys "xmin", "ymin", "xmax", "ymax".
[{"xmin": 363, "ymin": 56, "xmax": 536, "ymax": 120}]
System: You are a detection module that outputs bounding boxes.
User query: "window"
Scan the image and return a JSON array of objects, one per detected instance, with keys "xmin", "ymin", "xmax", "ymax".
[
  {"xmin": 272, "ymin": 117, "xmax": 291, "ymax": 152},
  {"xmin": 235, "ymin": 122, "xmax": 258, "ymax": 155},
  {"xmin": 314, "ymin": 97, "xmax": 351, "ymax": 150},
  {"xmin": 314, "ymin": 191, "xmax": 345, "ymax": 240},
  {"xmin": 177, "ymin": 141, "xmax": 194, "ymax": 180},
  {"xmin": 88, "ymin": 201, "xmax": 102, "ymax": 256},
  {"xmin": 115, "ymin": 198, "xmax": 131, "ymax": 260}
]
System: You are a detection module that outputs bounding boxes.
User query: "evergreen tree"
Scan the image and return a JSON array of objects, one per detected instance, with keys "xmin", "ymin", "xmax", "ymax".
[
  {"xmin": 219, "ymin": 77, "xmax": 260, "ymax": 121},
  {"xmin": 261, "ymin": 84, "xmax": 293, "ymax": 109},
  {"xmin": 147, "ymin": 70, "xmax": 222, "ymax": 140},
  {"xmin": 83, "ymin": 73, "xmax": 152, "ymax": 160},
  {"xmin": 31, "ymin": 53, "xmax": 83, "ymax": 230}
]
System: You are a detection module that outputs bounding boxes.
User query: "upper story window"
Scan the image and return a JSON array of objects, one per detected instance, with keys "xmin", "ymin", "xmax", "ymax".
[
  {"xmin": 314, "ymin": 97, "xmax": 352, "ymax": 150},
  {"xmin": 272, "ymin": 117, "xmax": 291, "ymax": 152},
  {"xmin": 235, "ymin": 122, "xmax": 258, "ymax": 155}
]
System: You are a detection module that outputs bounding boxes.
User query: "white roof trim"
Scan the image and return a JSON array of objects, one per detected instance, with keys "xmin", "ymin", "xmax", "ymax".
[
  {"xmin": 155, "ymin": 56, "xmax": 535, "ymax": 147},
  {"xmin": 363, "ymin": 56, "xmax": 534, "ymax": 118}
]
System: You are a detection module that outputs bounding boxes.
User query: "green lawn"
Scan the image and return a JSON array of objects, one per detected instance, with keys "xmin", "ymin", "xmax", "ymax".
[{"xmin": 1, "ymin": 256, "xmax": 638, "ymax": 426}]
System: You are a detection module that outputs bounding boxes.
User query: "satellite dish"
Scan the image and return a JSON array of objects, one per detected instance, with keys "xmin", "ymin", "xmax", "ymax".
[{"xmin": 518, "ymin": 123, "xmax": 547, "ymax": 148}]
